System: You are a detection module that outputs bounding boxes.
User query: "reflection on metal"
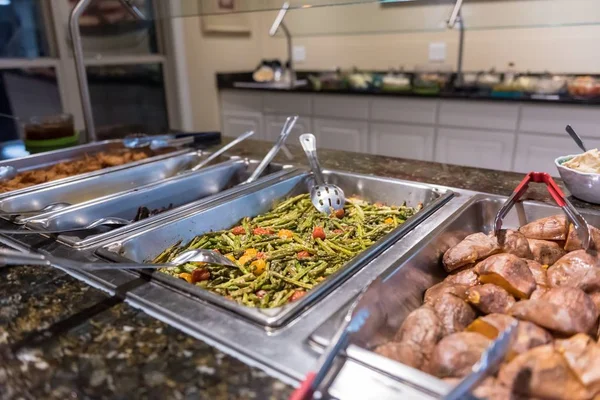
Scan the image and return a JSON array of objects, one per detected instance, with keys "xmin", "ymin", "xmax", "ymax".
[
  {"xmin": 269, "ymin": 2, "xmax": 296, "ymax": 89},
  {"xmin": 118, "ymin": 0, "xmax": 146, "ymax": 20},
  {"xmin": 69, "ymin": 0, "xmax": 96, "ymax": 142},
  {"xmin": 447, "ymin": 0, "xmax": 464, "ymax": 87}
]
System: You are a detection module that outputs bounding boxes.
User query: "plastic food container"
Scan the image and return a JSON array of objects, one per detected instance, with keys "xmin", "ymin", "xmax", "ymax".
[{"xmin": 23, "ymin": 114, "xmax": 78, "ymax": 154}]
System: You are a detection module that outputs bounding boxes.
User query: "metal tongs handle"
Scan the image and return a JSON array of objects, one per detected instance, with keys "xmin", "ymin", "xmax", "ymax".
[
  {"xmin": 494, "ymin": 171, "xmax": 591, "ymax": 250},
  {"xmin": 244, "ymin": 115, "xmax": 298, "ymax": 184},
  {"xmin": 190, "ymin": 130, "xmax": 254, "ymax": 172}
]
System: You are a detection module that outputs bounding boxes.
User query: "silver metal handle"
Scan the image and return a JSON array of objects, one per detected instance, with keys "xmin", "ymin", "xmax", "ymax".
[
  {"xmin": 150, "ymin": 136, "xmax": 194, "ymax": 150},
  {"xmin": 566, "ymin": 125, "xmax": 587, "ymax": 152},
  {"xmin": 447, "ymin": 0, "xmax": 464, "ymax": 28},
  {"xmin": 190, "ymin": 130, "xmax": 254, "ymax": 172},
  {"xmin": 0, "ymin": 248, "xmax": 49, "ymax": 267},
  {"xmin": 244, "ymin": 116, "xmax": 298, "ymax": 184},
  {"xmin": 299, "ymin": 133, "xmax": 326, "ymax": 186}
]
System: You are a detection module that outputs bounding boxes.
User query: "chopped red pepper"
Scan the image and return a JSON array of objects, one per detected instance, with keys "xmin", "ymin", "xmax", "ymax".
[
  {"xmin": 334, "ymin": 209, "xmax": 345, "ymax": 219},
  {"xmin": 256, "ymin": 252, "xmax": 266, "ymax": 259},
  {"xmin": 312, "ymin": 226, "xmax": 326, "ymax": 240},
  {"xmin": 296, "ymin": 251, "xmax": 310, "ymax": 260},
  {"xmin": 290, "ymin": 290, "xmax": 307, "ymax": 302},
  {"xmin": 231, "ymin": 226, "xmax": 245, "ymax": 235},
  {"xmin": 332, "ymin": 229, "xmax": 344, "ymax": 235},
  {"xmin": 253, "ymin": 227, "xmax": 274, "ymax": 235},
  {"xmin": 191, "ymin": 268, "xmax": 211, "ymax": 283}
]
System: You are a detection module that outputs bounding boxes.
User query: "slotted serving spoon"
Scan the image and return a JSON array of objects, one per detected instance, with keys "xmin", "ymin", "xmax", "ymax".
[
  {"xmin": 299, "ymin": 133, "xmax": 345, "ymax": 214},
  {"xmin": 0, "ymin": 248, "xmax": 237, "ymax": 270},
  {"xmin": 0, "ymin": 217, "xmax": 130, "ymax": 235}
]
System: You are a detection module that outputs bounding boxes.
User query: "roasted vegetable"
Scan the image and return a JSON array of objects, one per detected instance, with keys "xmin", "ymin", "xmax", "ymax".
[
  {"xmin": 156, "ymin": 193, "xmax": 419, "ymax": 308},
  {"xmin": 547, "ymin": 250, "xmax": 600, "ymax": 292},
  {"xmin": 527, "ymin": 238, "xmax": 567, "ymax": 266},
  {"xmin": 475, "ymin": 253, "xmax": 536, "ymax": 299},
  {"xmin": 565, "ymin": 224, "xmax": 600, "ymax": 252},
  {"xmin": 498, "ymin": 344, "xmax": 591, "ymax": 400},
  {"xmin": 423, "ymin": 282, "xmax": 469, "ymax": 305},
  {"xmin": 442, "ymin": 232, "xmax": 501, "ymax": 272},
  {"xmin": 442, "ymin": 377, "xmax": 514, "ymax": 400},
  {"xmin": 443, "ymin": 266, "xmax": 479, "ymax": 287},
  {"xmin": 519, "ymin": 214, "xmax": 569, "ymax": 240},
  {"xmin": 509, "ymin": 287, "xmax": 599, "ymax": 335},
  {"xmin": 432, "ymin": 293, "xmax": 477, "ymax": 336},
  {"xmin": 428, "ymin": 332, "xmax": 491, "ymax": 378},
  {"xmin": 379, "ymin": 305, "xmax": 443, "ymax": 370},
  {"xmin": 497, "ymin": 229, "xmax": 533, "ymax": 259},
  {"xmin": 467, "ymin": 283, "xmax": 515, "ymax": 314},
  {"xmin": 556, "ymin": 333, "xmax": 600, "ymax": 395},
  {"xmin": 525, "ymin": 259, "xmax": 548, "ymax": 287}
]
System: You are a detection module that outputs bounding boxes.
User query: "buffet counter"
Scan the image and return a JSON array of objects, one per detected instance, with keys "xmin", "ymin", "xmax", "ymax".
[{"xmin": 1, "ymin": 138, "xmax": 599, "ymax": 399}]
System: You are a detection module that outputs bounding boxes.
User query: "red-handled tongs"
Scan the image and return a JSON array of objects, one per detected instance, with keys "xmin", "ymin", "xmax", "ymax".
[{"xmin": 494, "ymin": 172, "xmax": 591, "ymax": 251}]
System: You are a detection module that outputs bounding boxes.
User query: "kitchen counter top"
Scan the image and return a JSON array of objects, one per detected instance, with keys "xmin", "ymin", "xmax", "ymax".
[
  {"xmin": 1, "ymin": 139, "xmax": 598, "ymax": 399},
  {"xmin": 217, "ymin": 72, "xmax": 600, "ymax": 107}
]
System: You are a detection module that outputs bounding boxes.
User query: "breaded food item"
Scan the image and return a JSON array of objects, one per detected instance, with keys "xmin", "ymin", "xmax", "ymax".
[
  {"xmin": 467, "ymin": 284, "xmax": 516, "ymax": 314},
  {"xmin": 527, "ymin": 238, "xmax": 567, "ymax": 266},
  {"xmin": 443, "ymin": 232, "xmax": 501, "ymax": 272},
  {"xmin": 428, "ymin": 332, "xmax": 491, "ymax": 378},
  {"xmin": 519, "ymin": 214, "xmax": 569, "ymax": 241},
  {"xmin": 475, "ymin": 254, "xmax": 537, "ymax": 299}
]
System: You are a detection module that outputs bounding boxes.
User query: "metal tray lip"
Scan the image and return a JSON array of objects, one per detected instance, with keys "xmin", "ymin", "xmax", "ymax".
[
  {"xmin": 51, "ymin": 164, "xmax": 299, "ymax": 249},
  {"xmin": 95, "ymin": 169, "xmax": 455, "ymax": 328},
  {"xmin": 0, "ymin": 146, "xmax": 194, "ymax": 202},
  {"xmin": 321, "ymin": 193, "xmax": 600, "ymax": 393}
]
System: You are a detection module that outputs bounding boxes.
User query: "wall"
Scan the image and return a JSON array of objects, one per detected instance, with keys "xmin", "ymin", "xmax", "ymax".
[{"xmin": 182, "ymin": 0, "xmax": 600, "ymax": 131}]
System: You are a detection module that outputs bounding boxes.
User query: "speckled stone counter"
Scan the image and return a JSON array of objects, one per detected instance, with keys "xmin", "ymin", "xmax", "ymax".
[{"xmin": 1, "ymin": 139, "xmax": 598, "ymax": 400}]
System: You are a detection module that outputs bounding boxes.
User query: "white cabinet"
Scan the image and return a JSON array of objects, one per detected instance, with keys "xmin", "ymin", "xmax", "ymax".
[
  {"xmin": 435, "ymin": 128, "xmax": 516, "ymax": 171},
  {"xmin": 264, "ymin": 114, "xmax": 312, "ymax": 144},
  {"xmin": 221, "ymin": 112, "xmax": 264, "ymax": 139},
  {"xmin": 520, "ymin": 104, "xmax": 600, "ymax": 137},
  {"xmin": 369, "ymin": 122, "xmax": 434, "ymax": 161},
  {"xmin": 439, "ymin": 100, "xmax": 519, "ymax": 131},
  {"xmin": 313, "ymin": 118, "xmax": 368, "ymax": 152},
  {"xmin": 513, "ymin": 133, "xmax": 600, "ymax": 175}
]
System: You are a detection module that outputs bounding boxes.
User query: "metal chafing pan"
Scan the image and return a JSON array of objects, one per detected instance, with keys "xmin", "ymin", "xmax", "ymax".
[
  {"xmin": 25, "ymin": 159, "xmax": 293, "ymax": 248},
  {"xmin": 96, "ymin": 170, "xmax": 454, "ymax": 328},
  {"xmin": 0, "ymin": 139, "xmax": 189, "ymax": 199},
  {"xmin": 310, "ymin": 193, "xmax": 600, "ymax": 397},
  {"xmin": 0, "ymin": 150, "xmax": 219, "ymax": 217}
]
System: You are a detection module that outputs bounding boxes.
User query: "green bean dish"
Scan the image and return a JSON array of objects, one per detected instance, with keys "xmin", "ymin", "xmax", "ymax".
[{"xmin": 154, "ymin": 194, "xmax": 421, "ymax": 308}]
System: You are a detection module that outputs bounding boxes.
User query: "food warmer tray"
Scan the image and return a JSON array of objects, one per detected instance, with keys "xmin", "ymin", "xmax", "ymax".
[
  {"xmin": 309, "ymin": 193, "xmax": 600, "ymax": 398},
  {"xmin": 96, "ymin": 170, "xmax": 454, "ymax": 328},
  {"xmin": 0, "ymin": 150, "xmax": 229, "ymax": 217},
  {"xmin": 0, "ymin": 139, "xmax": 190, "ymax": 200},
  {"xmin": 24, "ymin": 159, "xmax": 294, "ymax": 248}
]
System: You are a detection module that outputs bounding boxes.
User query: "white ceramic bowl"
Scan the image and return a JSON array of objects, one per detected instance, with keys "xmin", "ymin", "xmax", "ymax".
[{"xmin": 555, "ymin": 155, "xmax": 600, "ymax": 204}]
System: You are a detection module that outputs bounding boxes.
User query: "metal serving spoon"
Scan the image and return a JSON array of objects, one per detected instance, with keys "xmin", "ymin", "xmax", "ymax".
[
  {"xmin": 565, "ymin": 125, "xmax": 588, "ymax": 153},
  {"xmin": 299, "ymin": 133, "xmax": 345, "ymax": 214},
  {"xmin": 0, "ymin": 217, "xmax": 130, "ymax": 235},
  {"xmin": 0, "ymin": 248, "xmax": 238, "ymax": 270},
  {"xmin": 0, "ymin": 165, "xmax": 17, "ymax": 182},
  {"xmin": 0, "ymin": 202, "xmax": 72, "ymax": 217},
  {"xmin": 122, "ymin": 133, "xmax": 193, "ymax": 150},
  {"xmin": 189, "ymin": 130, "xmax": 255, "ymax": 172}
]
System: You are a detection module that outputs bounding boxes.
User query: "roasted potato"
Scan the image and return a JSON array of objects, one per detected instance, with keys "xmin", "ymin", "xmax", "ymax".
[
  {"xmin": 498, "ymin": 344, "xmax": 591, "ymax": 400},
  {"xmin": 467, "ymin": 313, "xmax": 552, "ymax": 359},
  {"xmin": 466, "ymin": 284, "xmax": 515, "ymax": 314},
  {"xmin": 519, "ymin": 214, "xmax": 569, "ymax": 241},
  {"xmin": 527, "ymin": 238, "xmax": 567, "ymax": 266},
  {"xmin": 432, "ymin": 293, "xmax": 477, "ymax": 336},
  {"xmin": 525, "ymin": 259, "xmax": 548, "ymax": 287},
  {"xmin": 475, "ymin": 253, "xmax": 537, "ymax": 299},
  {"xmin": 529, "ymin": 286, "xmax": 549, "ymax": 300},
  {"xmin": 442, "ymin": 232, "xmax": 501, "ymax": 272},
  {"xmin": 556, "ymin": 333, "xmax": 600, "ymax": 396},
  {"xmin": 496, "ymin": 229, "xmax": 533, "ymax": 259},
  {"xmin": 565, "ymin": 224, "xmax": 600, "ymax": 252},
  {"xmin": 547, "ymin": 250, "xmax": 600, "ymax": 293},
  {"xmin": 424, "ymin": 282, "xmax": 470, "ymax": 305},
  {"xmin": 443, "ymin": 377, "xmax": 515, "ymax": 400},
  {"xmin": 428, "ymin": 332, "xmax": 491, "ymax": 378},
  {"xmin": 443, "ymin": 266, "xmax": 479, "ymax": 287},
  {"xmin": 509, "ymin": 287, "xmax": 599, "ymax": 335},
  {"xmin": 381, "ymin": 305, "xmax": 444, "ymax": 370}
]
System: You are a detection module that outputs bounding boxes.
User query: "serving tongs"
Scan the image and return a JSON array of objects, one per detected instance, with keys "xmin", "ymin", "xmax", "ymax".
[
  {"xmin": 122, "ymin": 133, "xmax": 194, "ymax": 150},
  {"xmin": 442, "ymin": 322, "xmax": 518, "ymax": 400},
  {"xmin": 0, "ymin": 247, "xmax": 237, "ymax": 271},
  {"xmin": 494, "ymin": 171, "xmax": 592, "ymax": 251},
  {"xmin": 189, "ymin": 130, "xmax": 255, "ymax": 172}
]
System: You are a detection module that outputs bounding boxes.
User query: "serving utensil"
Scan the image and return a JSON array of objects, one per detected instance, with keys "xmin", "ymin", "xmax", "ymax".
[
  {"xmin": 442, "ymin": 322, "xmax": 518, "ymax": 400},
  {"xmin": 0, "ymin": 217, "xmax": 130, "ymax": 235},
  {"xmin": 0, "ymin": 165, "xmax": 17, "ymax": 182},
  {"xmin": 189, "ymin": 130, "xmax": 255, "ymax": 172},
  {"xmin": 565, "ymin": 125, "xmax": 588, "ymax": 153},
  {"xmin": 122, "ymin": 133, "xmax": 194, "ymax": 150},
  {"xmin": 0, "ymin": 202, "xmax": 72, "ymax": 217},
  {"xmin": 243, "ymin": 116, "xmax": 297, "ymax": 184},
  {"xmin": 0, "ymin": 248, "xmax": 237, "ymax": 270},
  {"xmin": 494, "ymin": 171, "xmax": 591, "ymax": 250},
  {"xmin": 299, "ymin": 133, "xmax": 345, "ymax": 214}
]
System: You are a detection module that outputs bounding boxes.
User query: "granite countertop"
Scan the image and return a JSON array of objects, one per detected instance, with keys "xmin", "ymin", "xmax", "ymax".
[
  {"xmin": 1, "ymin": 139, "xmax": 598, "ymax": 399},
  {"xmin": 217, "ymin": 72, "xmax": 600, "ymax": 107}
]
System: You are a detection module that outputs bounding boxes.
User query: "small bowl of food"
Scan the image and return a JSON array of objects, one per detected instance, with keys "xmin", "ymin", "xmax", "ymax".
[{"xmin": 555, "ymin": 148, "xmax": 600, "ymax": 204}]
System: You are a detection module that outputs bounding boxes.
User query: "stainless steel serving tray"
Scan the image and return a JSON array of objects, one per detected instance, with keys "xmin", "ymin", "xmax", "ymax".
[
  {"xmin": 0, "ymin": 139, "xmax": 189, "ymax": 200},
  {"xmin": 0, "ymin": 150, "xmax": 219, "ymax": 218},
  {"xmin": 310, "ymin": 193, "xmax": 600, "ymax": 397},
  {"xmin": 96, "ymin": 170, "xmax": 454, "ymax": 328},
  {"xmin": 25, "ymin": 159, "xmax": 293, "ymax": 248}
]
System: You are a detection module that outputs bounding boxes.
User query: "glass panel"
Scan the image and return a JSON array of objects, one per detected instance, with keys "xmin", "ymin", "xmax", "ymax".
[
  {"xmin": 87, "ymin": 64, "xmax": 168, "ymax": 139},
  {"xmin": 67, "ymin": 0, "xmax": 159, "ymax": 56},
  {"xmin": 0, "ymin": 0, "xmax": 51, "ymax": 58},
  {"xmin": 0, "ymin": 67, "xmax": 62, "ymax": 142}
]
